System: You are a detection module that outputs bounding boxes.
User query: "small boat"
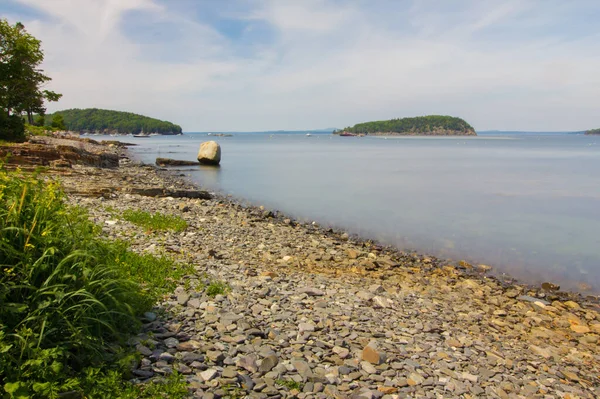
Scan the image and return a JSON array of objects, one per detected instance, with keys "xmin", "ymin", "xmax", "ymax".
[
  {"xmin": 306, "ymin": 133, "xmax": 312, "ymax": 137},
  {"xmin": 133, "ymin": 133, "xmax": 150, "ymax": 138}
]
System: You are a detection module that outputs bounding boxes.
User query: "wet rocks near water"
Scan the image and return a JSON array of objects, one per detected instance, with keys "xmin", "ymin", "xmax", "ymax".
[
  {"xmin": 197, "ymin": 141, "xmax": 221, "ymax": 165},
  {"xmin": 48, "ymin": 139, "xmax": 600, "ymax": 398},
  {"xmin": 0, "ymin": 138, "xmax": 120, "ymax": 168},
  {"xmin": 156, "ymin": 157, "xmax": 200, "ymax": 167}
]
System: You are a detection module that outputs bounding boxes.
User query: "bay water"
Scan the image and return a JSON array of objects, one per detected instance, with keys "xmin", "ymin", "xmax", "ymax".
[{"xmin": 109, "ymin": 132, "xmax": 600, "ymax": 293}]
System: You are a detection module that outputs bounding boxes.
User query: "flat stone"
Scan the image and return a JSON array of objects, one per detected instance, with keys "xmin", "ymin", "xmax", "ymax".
[
  {"xmin": 299, "ymin": 322, "xmax": 315, "ymax": 333},
  {"xmin": 360, "ymin": 361, "xmax": 378, "ymax": 374},
  {"xmin": 200, "ymin": 368, "xmax": 218, "ymax": 382},
  {"xmin": 136, "ymin": 344, "xmax": 152, "ymax": 357},
  {"xmin": 177, "ymin": 293, "xmax": 190, "ymax": 305},
  {"xmin": 298, "ymin": 287, "xmax": 325, "ymax": 296},
  {"xmin": 237, "ymin": 355, "xmax": 258, "ymax": 373},
  {"xmin": 187, "ymin": 298, "xmax": 201, "ymax": 308},
  {"xmin": 570, "ymin": 324, "xmax": 590, "ymax": 334},
  {"xmin": 362, "ymin": 342, "xmax": 385, "ymax": 365},
  {"xmin": 143, "ymin": 312, "xmax": 157, "ymax": 321},
  {"xmin": 293, "ymin": 360, "xmax": 313, "ymax": 380},
  {"xmin": 407, "ymin": 373, "xmax": 424, "ymax": 386},
  {"xmin": 259, "ymin": 354, "xmax": 279, "ymax": 373}
]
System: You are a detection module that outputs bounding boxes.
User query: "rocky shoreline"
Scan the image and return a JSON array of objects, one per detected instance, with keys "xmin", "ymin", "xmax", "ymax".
[{"xmin": 13, "ymin": 137, "xmax": 600, "ymax": 398}]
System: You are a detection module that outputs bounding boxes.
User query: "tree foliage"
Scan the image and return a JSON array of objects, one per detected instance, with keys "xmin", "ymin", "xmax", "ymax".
[
  {"xmin": 585, "ymin": 128, "xmax": 600, "ymax": 135},
  {"xmin": 45, "ymin": 108, "xmax": 183, "ymax": 134},
  {"xmin": 0, "ymin": 19, "xmax": 61, "ymax": 140},
  {"xmin": 50, "ymin": 113, "xmax": 65, "ymax": 130},
  {"xmin": 338, "ymin": 115, "xmax": 476, "ymax": 135}
]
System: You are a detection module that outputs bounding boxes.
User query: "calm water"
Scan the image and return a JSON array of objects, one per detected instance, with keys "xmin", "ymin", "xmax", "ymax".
[{"xmin": 107, "ymin": 132, "xmax": 600, "ymax": 293}]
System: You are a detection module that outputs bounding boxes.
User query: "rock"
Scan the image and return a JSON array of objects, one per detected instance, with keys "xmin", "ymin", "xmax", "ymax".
[
  {"xmin": 299, "ymin": 322, "xmax": 315, "ymax": 333},
  {"xmin": 360, "ymin": 361, "xmax": 378, "ymax": 374},
  {"xmin": 197, "ymin": 141, "xmax": 221, "ymax": 165},
  {"xmin": 187, "ymin": 298, "xmax": 201, "ymax": 309},
  {"xmin": 177, "ymin": 293, "xmax": 190, "ymax": 305},
  {"xmin": 298, "ymin": 287, "xmax": 325, "ymax": 296},
  {"xmin": 570, "ymin": 324, "xmax": 590, "ymax": 334},
  {"xmin": 362, "ymin": 341, "xmax": 386, "ymax": 365},
  {"xmin": 155, "ymin": 157, "xmax": 199, "ymax": 166},
  {"xmin": 136, "ymin": 344, "xmax": 153, "ymax": 356},
  {"xmin": 564, "ymin": 300, "xmax": 581, "ymax": 310},
  {"xmin": 200, "ymin": 368, "xmax": 218, "ymax": 382},
  {"xmin": 237, "ymin": 355, "xmax": 258, "ymax": 373},
  {"xmin": 407, "ymin": 372, "xmax": 424, "ymax": 386},
  {"xmin": 517, "ymin": 295, "xmax": 550, "ymax": 305},
  {"xmin": 259, "ymin": 354, "xmax": 279, "ymax": 373},
  {"xmin": 541, "ymin": 282, "xmax": 560, "ymax": 291},
  {"xmin": 292, "ymin": 360, "xmax": 313, "ymax": 380},
  {"xmin": 143, "ymin": 312, "xmax": 157, "ymax": 321}
]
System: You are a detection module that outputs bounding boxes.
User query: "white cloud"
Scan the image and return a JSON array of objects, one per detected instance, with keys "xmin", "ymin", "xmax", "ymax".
[{"xmin": 7, "ymin": 0, "xmax": 600, "ymax": 131}]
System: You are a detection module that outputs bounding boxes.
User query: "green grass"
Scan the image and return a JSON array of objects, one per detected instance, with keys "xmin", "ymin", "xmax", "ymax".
[
  {"xmin": 24, "ymin": 124, "xmax": 58, "ymax": 137},
  {"xmin": 205, "ymin": 280, "xmax": 230, "ymax": 297},
  {"xmin": 0, "ymin": 166, "xmax": 191, "ymax": 398},
  {"xmin": 121, "ymin": 209, "xmax": 187, "ymax": 232},
  {"xmin": 276, "ymin": 379, "xmax": 302, "ymax": 390}
]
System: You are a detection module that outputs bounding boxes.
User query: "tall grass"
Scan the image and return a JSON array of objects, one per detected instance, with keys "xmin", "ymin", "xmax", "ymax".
[{"xmin": 0, "ymin": 167, "xmax": 190, "ymax": 398}]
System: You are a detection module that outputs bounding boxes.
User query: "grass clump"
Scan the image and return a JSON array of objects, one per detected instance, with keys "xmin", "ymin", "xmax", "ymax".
[
  {"xmin": 276, "ymin": 379, "xmax": 302, "ymax": 390},
  {"xmin": 121, "ymin": 209, "xmax": 187, "ymax": 232},
  {"xmin": 0, "ymin": 166, "xmax": 190, "ymax": 398},
  {"xmin": 205, "ymin": 280, "xmax": 230, "ymax": 297}
]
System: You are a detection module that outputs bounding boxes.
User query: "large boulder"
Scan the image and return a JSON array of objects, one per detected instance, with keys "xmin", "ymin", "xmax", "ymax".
[{"xmin": 197, "ymin": 141, "xmax": 221, "ymax": 165}]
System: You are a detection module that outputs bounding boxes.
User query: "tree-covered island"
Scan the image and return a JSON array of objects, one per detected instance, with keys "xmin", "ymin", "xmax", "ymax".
[
  {"xmin": 585, "ymin": 128, "xmax": 600, "ymax": 135},
  {"xmin": 335, "ymin": 115, "xmax": 476, "ymax": 136},
  {"xmin": 43, "ymin": 108, "xmax": 183, "ymax": 135}
]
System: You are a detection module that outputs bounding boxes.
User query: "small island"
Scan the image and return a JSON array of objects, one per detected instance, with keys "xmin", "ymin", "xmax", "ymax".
[
  {"xmin": 44, "ymin": 108, "xmax": 183, "ymax": 135},
  {"xmin": 585, "ymin": 128, "xmax": 600, "ymax": 135},
  {"xmin": 335, "ymin": 115, "xmax": 476, "ymax": 136}
]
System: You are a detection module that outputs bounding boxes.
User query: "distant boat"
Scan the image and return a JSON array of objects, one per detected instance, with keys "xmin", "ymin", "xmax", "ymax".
[
  {"xmin": 339, "ymin": 132, "xmax": 357, "ymax": 137},
  {"xmin": 306, "ymin": 133, "xmax": 312, "ymax": 137},
  {"xmin": 133, "ymin": 133, "xmax": 150, "ymax": 138}
]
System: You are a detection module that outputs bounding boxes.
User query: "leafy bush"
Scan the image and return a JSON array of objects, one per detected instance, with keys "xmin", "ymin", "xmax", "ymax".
[
  {"xmin": 0, "ymin": 113, "xmax": 26, "ymax": 142},
  {"xmin": 0, "ymin": 167, "xmax": 190, "ymax": 398},
  {"xmin": 121, "ymin": 209, "xmax": 187, "ymax": 232}
]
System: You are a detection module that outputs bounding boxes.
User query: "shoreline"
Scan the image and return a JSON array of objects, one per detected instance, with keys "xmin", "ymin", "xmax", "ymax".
[{"xmin": 7, "ymin": 136, "xmax": 600, "ymax": 397}]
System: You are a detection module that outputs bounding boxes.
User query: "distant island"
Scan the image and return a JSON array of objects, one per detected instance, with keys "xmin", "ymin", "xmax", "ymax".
[
  {"xmin": 585, "ymin": 128, "xmax": 600, "ymax": 135},
  {"xmin": 44, "ymin": 108, "xmax": 182, "ymax": 135},
  {"xmin": 335, "ymin": 115, "xmax": 476, "ymax": 136}
]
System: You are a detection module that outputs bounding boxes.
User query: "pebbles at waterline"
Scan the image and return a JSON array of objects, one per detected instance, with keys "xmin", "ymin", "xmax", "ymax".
[{"xmin": 63, "ymin": 162, "xmax": 600, "ymax": 399}]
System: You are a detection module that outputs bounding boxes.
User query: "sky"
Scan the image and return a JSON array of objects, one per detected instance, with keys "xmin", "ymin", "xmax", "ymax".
[{"xmin": 2, "ymin": 0, "xmax": 599, "ymax": 132}]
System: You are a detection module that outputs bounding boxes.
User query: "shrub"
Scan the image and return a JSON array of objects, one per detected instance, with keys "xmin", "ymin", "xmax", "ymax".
[
  {"xmin": 0, "ymin": 113, "xmax": 26, "ymax": 142},
  {"xmin": 0, "ymin": 167, "xmax": 190, "ymax": 397}
]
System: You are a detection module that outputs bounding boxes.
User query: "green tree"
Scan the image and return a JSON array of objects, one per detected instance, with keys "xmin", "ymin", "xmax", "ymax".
[
  {"xmin": 34, "ymin": 113, "xmax": 44, "ymax": 126},
  {"xmin": 51, "ymin": 113, "xmax": 65, "ymax": 130},
  {"xmin": 0, "ymin": 19, "xmax": 61, "ymax": 140}
]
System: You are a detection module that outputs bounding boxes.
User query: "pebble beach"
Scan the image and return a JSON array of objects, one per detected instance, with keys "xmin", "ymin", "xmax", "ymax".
[{"xmin": 44, "ymin": 138, "xmax": 600, "ymax": 398}]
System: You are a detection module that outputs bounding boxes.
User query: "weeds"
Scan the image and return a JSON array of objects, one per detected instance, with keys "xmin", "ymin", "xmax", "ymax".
[
  {"xmin": 276, "ymin": 379, "xmax": 302, "ymax": 390},
  {"xmin": 206, "ymin": 280, "xmax": 230, "ymax": 297},
  {"xmin": 121, "ymin": 209, "xmax": 187, "ymax": 232},
  {"xmin": 0, "ymin": 167, "xmax": 190, "ymax": 398}
]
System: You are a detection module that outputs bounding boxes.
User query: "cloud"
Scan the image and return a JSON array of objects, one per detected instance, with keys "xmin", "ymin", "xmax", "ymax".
[{"xmin": 3, "ymin": 0, "xmax": 600, "ymax": 131}]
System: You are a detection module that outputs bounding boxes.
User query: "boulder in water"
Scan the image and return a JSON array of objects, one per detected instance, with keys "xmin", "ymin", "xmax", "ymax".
[{"xmin": 197, "ymin": 141, "xmax": 221, "ymax": 165}]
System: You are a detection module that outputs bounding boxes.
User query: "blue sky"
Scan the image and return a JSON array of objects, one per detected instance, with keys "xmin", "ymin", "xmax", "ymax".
[{"xmin": 2, "ymin": 0, "xmax": 599, "ymax": 131}]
